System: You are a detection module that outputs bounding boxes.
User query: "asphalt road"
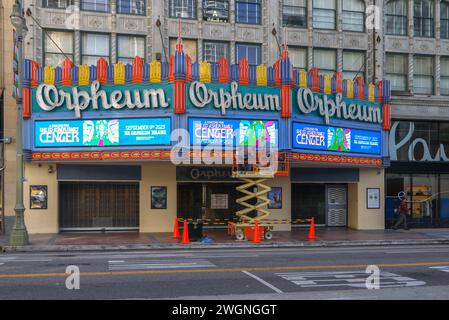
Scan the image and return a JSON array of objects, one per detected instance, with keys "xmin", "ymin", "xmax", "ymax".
[{"xmin": 1, "ymin": 245, "xmax": 449, "ymax": 300}]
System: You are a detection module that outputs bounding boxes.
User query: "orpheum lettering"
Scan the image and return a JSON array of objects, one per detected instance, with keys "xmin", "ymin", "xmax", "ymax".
[{"xmin": 36, "ymin": 80, "xmax": 169, "ymax": 118}]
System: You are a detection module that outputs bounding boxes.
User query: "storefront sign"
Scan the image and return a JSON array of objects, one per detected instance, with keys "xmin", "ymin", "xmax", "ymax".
[
  {"xmin": 189, "ymin": 118, "xmax": 278, "ymax": 148},
  {"xmin": 292, "ymin": 122, "xmax": 381, "ymax": 155},
  {"xmin": 188, "ymin": 82, "xmax": 281, "ymax": 115},
  {"xmin": 176, "ymin": 166, "xmax": 234, "ymax": 182},
  {"xmin": 35, "ymin": 117, "xmax": 171, "ymax": 148},
  {"xmin": 294, "ymin": 88, "xmax": 382, "ymax": 125},
  {"xmin": 34, "ymin": 81, "xmax": 172, "ymax": 118}
]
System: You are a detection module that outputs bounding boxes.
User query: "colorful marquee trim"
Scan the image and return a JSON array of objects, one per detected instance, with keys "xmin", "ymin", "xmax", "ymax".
[{"xmin": 291, "ymin": 152, "xmax": 383, "ymax": 167}]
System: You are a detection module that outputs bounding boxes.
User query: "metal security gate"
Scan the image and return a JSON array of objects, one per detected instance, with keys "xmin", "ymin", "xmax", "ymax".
[
  {"xmin": 59, "ymin": 182, "xmax": 139, "ymax": 231},
  {"xmin": 326, "ymin": 185, "xmax": 347, "ymax": 227}
]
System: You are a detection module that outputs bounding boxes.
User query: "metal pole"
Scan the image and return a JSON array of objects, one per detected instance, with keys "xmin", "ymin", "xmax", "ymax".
[{"xmin": 9, "ymin": 1, "xmax": 28, "ymax": 246}]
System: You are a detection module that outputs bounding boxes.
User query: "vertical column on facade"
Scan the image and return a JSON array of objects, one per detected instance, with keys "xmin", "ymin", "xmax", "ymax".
[
  {"xmin": 374, "ymin": 0, "xmax": 383, "ymax": 83},
  {"xmin": 261, "ymin": 0, "xmax": 268, "ymax": 65},
  {"xmin": 197, "ymin": 0, "xmax": 203, "ymax": 62},
  {"xmin": 33, "ymin": 2, "xmax": 43, "ymax": 65},
  {"xmin": 163, "ymin": 0, "xmax": 169, "ymax": 61},
  {"xmin": 111, "ymin": 0, "xmax": 117, "ymax": 64},
  {"xmin": 307, "ymin": 0, "xmax": 313, "ymax": 69},
  {"xmin": 74, "ymin": 0, "xmax": 81, "ymax": 65},
  {"xmin": 336, "ymin": 0, "xmax": 343, "ymax": 73},
  {"xmin": 366, "ymin": 0, "xmax": 374, "ymax": 82},
  {"xmin": 435, "ymin": 0, "xmax": 441, "ymax": 96},
  {"xmin": 267, "ymin": 0, "xmax": 282, "ymax": 65},
  {"xmin": 146, "ymin": 1, "xmax": 153, "ymax": 61},
  {"xmin": 408, "ymin": 0, "xmax": 414, "ymax": 91},
  {"xmin": 230, "ymin": 0, "xmax": 236, "ymax": 64}
]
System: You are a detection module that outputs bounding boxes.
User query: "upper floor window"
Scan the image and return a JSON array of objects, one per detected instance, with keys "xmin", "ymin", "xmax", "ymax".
[
  {"xmin": 342, "ymin": 0, "xmax": 365, "ymax": 32},
  {"xmin": 236, "ymin": 0, "xmax": 261, "ymax": 25},
  {"xmin": 289, "ymin": 47, "xmax": 308, "ymax": 70},
  {"xmin": 440, "ymin": 56, "xmax": 449, "ymax": 95},
  {"xmin": 414, "ymin": 0, "xmax": 434, "ymax": 38},
  {"xmin": 203, "ymin": 41, "xmax": 230, "ymax": 63},
  {"xmin": 343, "ymin": 50, "xmax": 365, "ymax": 79},
  {"xmin": 117, "ymin": 35, "xmax": 145, "ymax": 64},
  {"xmin": 313, "ymin": 0, "xmax": 336, "ymax": 30},
  {"xmin": 386, "ymin": 53, "xmax": 408, "ymax": 92},
  {"xmin": 117, "ymin": 0, "xmax": 145, "ymax": 15},
  {"xmin": 313, "ymin": 49, "xmax": 336, "ymax": 76},
  {"xmin": 413, "ymin": 55, "xmax": 434, "ymax": 95},
  {"xmin": 169, "ymin": 38, "xmax": 198, "ymax": 62},
  {"xmin": 42, "ymin": 0, "xmax": 74, "ymax": 9},
  {"xmin": 283, "ymin": 0, "xmax": 307, "ymax": 28},
  {"xmin": 82, "ymin": 33, "xmax": 110, "ymax": 65},
  {"xmin": 81, "ymin": 0, "xmax": 109, "ymax": 12},
  {"xmin": 236, "ymin": 43, "xmax": 261, "ymax": 65},
  {"xmin": 441, "ymin": 1, "xmax": 449, "ymax": 39},
  {"xmin": 385, "ymin": 0, "xmax": 407, "ymax": 36},
  {"xmin": 44, "ymin": 30, "xmax": 74, "ymax": 66},
  {"xmin": 170, "ymin": 0, "xmax": 197, "ymax": 19},
  {"xmin": 203, "ymin": 0, "xmax": 229, "ymax": 22}
]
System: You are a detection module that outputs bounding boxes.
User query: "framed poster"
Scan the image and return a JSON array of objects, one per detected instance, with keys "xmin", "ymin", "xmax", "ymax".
[
  {"xmin": 151, "ymin": 186, "xmax": 167, "ymax": 209},
  {"xmin": 367, "ymin": 188, "xmax": 380, "ymax": 209},
  {"xmin": 30, "ymin": 185, "xmax": 48, "ymax": 209},
  {"xmin": 211, "ymin": 194, "xmax": 228, "ymax": 209},
  {"xmin": 268, "ymin": 187, "xmax": 282, "ymax": 209}
]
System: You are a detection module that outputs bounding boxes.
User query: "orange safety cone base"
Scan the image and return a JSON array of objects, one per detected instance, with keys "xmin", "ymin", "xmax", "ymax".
[
  {"xmin": 253, "ymin": 221, "xmax": 261, "ymax": 243},
  {"xmin": 308, "ymin": 217, "xmax": 316, "ymax": 240},
  {"xmin": 173, "ymin": 217, "xmax": 180, "ymax": 239},
  {"xmin": 181, "ymin": 220, "xmax": 190, "ymax": 244}
]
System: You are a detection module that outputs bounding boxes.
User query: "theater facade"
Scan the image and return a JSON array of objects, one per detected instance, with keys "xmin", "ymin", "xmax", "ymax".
[{"xmin": 21, "ymin": 43, "xmax": 391, "ymax": 233}]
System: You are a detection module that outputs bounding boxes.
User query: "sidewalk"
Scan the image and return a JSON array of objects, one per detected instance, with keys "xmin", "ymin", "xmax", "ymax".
[{"xmin": 1, "ymin": 228, "xmax": 449, "ymax": 252}]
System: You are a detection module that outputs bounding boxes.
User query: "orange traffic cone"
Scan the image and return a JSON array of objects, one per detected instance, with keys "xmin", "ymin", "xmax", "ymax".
[
  {"xmin": 253, "ymin": 220, "xmax": 261, "ymax": 243},
  {"xmin": 181, "ymin": 219, "xmax": 190, "ymax": 244},
  {"xmin": 308, "ymin": 217, "xmax": 316, "ymax": 240},
  {"xmin": 173, "ymin": 217, "xmax": 180, "ymax": 239}
]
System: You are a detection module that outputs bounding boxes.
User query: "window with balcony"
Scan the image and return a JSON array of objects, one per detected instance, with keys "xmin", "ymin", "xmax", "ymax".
[
  {"xmin": 313, "ymin": 49, "xmax": 336, "ymax": 75},
  {"xmin": 42, "ymin": 0, "xmax": 74, "ymax": 9},
  {"xmin": 414, "ymin": 0, "xmax": 434, "ymax": 38},
  {"xmin": 414, "ymin": 55, "xmax": 434, "ymax": 95},
  {"xmin": 289, "ymin": 47, "xmax": 307, "ymax": 70},
  {"xmin": 283, "ymin": 0, "xmax": 307, "ymax": 28},
  {"xmin": 169, "ymin": 0, "xmax": 197, "ymax": 19},
  {"xmin": 313, "ymin": 0, "xmax": 336, "ymax": 30},
  {"xmin": 169, "ymin": 38, "xmax": 198, "ymax": 62},
  {"xmin": 44, "ymin": 30, "xmax": 74, "ymax": 66},
  {"xmin": 236, "ymin": 0, "xmax": 261, "ymax": 25},
  {"xmin": 81, "ymin": 0, "xmax": 109, "ymax": 12},
  {"xmin": 117, "ymin": 35, "xmax": 145, "ymax": 64},
  {"xmin": 386, "ymin": 53, "xmax": 408, "ymax": 92},
  {"xmin": 441, "ymin": 1, "xmax": 449, "ymax": 39},
  {"xmin": 342, "ymin": 0, "xmax": 365, "ymax": 32},
  {"xmin": 440, "ymin": 56, "xmax": 449, "ymax": 95},
  {"xmin": 82, "ymin": 33, "xmax": 110, "ymax": 65},
  {"xmin": 385, "ymin": 0, "xmax": 407, "ymax": 35},
  {"xmin": 203, "ymin": 0, "xmax": 229, "ymax": 22},
  {"xmin": 117, "ymin": 0, "xmax": 145, "ymax": 15},
  {"xmin": 203, "ymin": 41, "xmax": 229, "ymax": 63},
  {"xmin": 343, "ymin": 50, "xmax": 365, "ymax": 79},
  {"xmin": 236, "ymin": 43, "xmax": 261, "ymax": 65}
]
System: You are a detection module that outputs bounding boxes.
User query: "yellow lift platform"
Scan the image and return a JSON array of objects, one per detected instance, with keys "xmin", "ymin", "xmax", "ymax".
[{"xmin": 228, "ymin": 151, "xmax": 290, "ymax": 241}]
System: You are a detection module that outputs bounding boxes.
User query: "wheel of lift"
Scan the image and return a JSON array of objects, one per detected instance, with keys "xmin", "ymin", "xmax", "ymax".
[
  {"xmin": 264, "ymin": 230, "xmax": 273, "ymax": 240},
  {"xmin": 235, "ymin": 230, "xmax": 245, "ymax": 241}
]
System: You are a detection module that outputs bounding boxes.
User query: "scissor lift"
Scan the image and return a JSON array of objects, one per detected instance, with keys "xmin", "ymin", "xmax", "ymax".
[{"xmin": 228, "ymin": 151, "xmax": 290, "ymax": 241}]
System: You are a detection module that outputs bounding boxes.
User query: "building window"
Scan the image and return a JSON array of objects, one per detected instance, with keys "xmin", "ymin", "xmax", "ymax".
[
  {"xmin": 386, "ymin": 53, "xmax": 408, "ymax": 92},
  {"xmin": 169, "ymin": 0, "xmax": 197, "ymax": 19},
  {"xmin": 414, "ymin": 55, "xmax": 434, "ymax": 95},
  {"xmin": 44, "ymin": 30, "xmax": 74, "ymax": 67},
  {"xmin": 313, "ymin": 49, "xmax": 336, "ymax": 75},
  {"xmin": 414, "ymin": 0, "xmax": 434, "ymax": 38},
  {"xmin": 81, "ymin": 33, "xmax": 110, "ymax": 65},
  {"xmin": 236, "ymin": 43, "xmax": 261, "ymax": 65},
  {"xmin": 441, "ymin": 57, "xmax": 449, "ymax": 95},
  {"xmin": 283, "ymin": 0, "xmax": 307, "ymax": 28},
  {"xmin": 236, "ymin": 0, "xmax": 261, "ymax": 25},
  {"xmin": 203, "ymin": 41, "xmax": 229, "ymax": 63},
  {"xmin": 81, "ymin": 0, "xmax": 109, "ymax": 12},
  {"xmin": 169, "ymin": 38, "xmax": 198, "ymax": 62},
  {"xmin": 117, "ymin": 35, "xmax": 145, "ymax": 64},
  {"xmin": 289, "ymin": 47, "xmax": 307, "ymax": 70},
  {"xmin": 342, "ymin": 0, "xmax": 365, "ymax": 32},
  {"xmin": 385, "ymin": 0, "xmax": 407, "ymax": 36},
  {"xmin": 441, "ymin": 1, "xmax": 449, "ymax": 39},
  {"xmin": 342, "ymin": 51, "xmax": 365, "ymax": 80},
  {"xmin": 313, "ymin": 0, "xmax": 336, "ymax": 30},
  {"xmin": 42, "ymin": 0, "xmax": 73, "ymax": 9},
  {"xmin": 117, "ymin": 0, "xmax": 145, "ymax": 15},
  {"xmin": 203, "ymin": 0, "xmax": 229, "ymax": 22}
]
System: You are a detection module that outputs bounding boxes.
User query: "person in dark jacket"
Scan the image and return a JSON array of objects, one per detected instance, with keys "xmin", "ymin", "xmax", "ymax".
[{"xmin": 392, "ymin": 198, "xmax": 410, "ymax": 230}]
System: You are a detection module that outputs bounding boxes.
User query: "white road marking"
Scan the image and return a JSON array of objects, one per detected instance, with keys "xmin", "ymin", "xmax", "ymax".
[
  {"xmin": 430, "ymin": 266, "xmax": 449, "ymax": 272},
  {"xmin": 242, "ymin": 270, "xmax": 283, "ymax": 294},
  {"xmin": 108, "ymin": 259, "xmax": 216, "ymax": 271}
]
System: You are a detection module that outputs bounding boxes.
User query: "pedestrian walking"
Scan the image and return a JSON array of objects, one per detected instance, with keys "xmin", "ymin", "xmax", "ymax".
[{"xmin": 392, "ymin": 198, "xmax": 410, "ymax": 230}]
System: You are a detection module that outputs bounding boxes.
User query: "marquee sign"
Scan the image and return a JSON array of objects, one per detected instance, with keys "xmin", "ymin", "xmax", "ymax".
[
  {"xmin": 292, "ymin": 122, "xmax": 381, "ymax": 155},
  {"xmin": 35, "ymin": 117, "xmax": 171, "ymax": 148}
]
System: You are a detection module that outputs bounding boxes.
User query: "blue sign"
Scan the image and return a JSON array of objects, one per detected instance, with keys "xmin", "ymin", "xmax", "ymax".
[
  {"xmin": 188, "ymin": 118, "xmax": 278, "ymax": 148},
  {"xmin": 35, "ymin": 118, "xmax": 171, "ymax": 148},
  {"xmin": 292, "ymin": 122, "xmax": 381, "ymax": 155}
]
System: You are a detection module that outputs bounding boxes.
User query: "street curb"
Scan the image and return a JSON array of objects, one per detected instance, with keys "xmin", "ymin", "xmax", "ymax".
[{"xmin": 2, "ymin": 239, "xmax": 449, "ymax": 253}]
